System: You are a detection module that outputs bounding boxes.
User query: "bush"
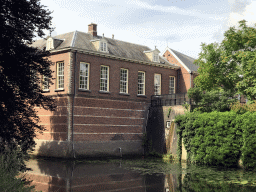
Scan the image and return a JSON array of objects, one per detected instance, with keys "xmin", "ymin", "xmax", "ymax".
[
  {"xmin": 231, "ymin": 101, "xmax": 256, "ymax": 114},
  {"xmin": 240, "ymin": 112, "xmax": 256, "ymax": 169},
  {"xmin": 0, "ymin": 146, "xmax": 34, "ymax": 191}
]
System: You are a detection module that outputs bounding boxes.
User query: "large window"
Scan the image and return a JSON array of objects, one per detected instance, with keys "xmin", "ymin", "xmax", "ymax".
[
  {"xmin": 120, "ymin": 68, "xmax": 128, "ymax": 93},
  {"xmin": 56, "ymin": 62, "xmax": 64, "ymax": 89},
  {"xmin": 154, "ymin": 74, "xmax": 161, "ymax": 95},
  {"xmin": 137, "ymin": 71, "xmax": 145, "ymax": 95},
  {"xmin": 169, "ymin": 76, "xmax": 175, "ymax": 94},
  {"xmin": 100, "ymin": 65, "xmax": 109, "ymax": 91},
  {"xmin": 79, "ymin": 62, "xmax": 89, "ymax": 90}
]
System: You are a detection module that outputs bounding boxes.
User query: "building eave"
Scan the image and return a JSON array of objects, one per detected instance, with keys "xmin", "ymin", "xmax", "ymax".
[{"xmin": 49, "ymin": 47, "xmax": 180, "ymax": 70}]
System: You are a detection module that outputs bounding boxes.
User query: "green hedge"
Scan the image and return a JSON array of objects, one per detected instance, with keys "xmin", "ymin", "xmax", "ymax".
[{"xmin": 175, "ymin": 111, "xmax": 256, "ymax": 169}]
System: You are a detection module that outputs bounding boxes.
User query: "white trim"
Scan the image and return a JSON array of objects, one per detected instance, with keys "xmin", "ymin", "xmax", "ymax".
[
  {"xmin": 154, "ymin": 73, "xmax": 161, "ymax": 95},
  {"xmin": 74, "ymin": 106, "xmax": 144, "ymax": 111},
  {"xmin": 100, "ymin": 65, "xmax": 109, "ymax": 92},
  {"xmin": 163, "ymin": 47, "xmax": 191, "ymax": 73},
  {"xmin": 73, "ymin": 133, "xmax": 143, "ymax": 135},
  {"xmin": 74, "ymin": 124, "xmax": 142, "ymax": 127},
  {"xmin": 49, "ymin": 47, "xmax": 180, "ymax": 69},
  {"xmin": 74, "ymin": 115, "xmax": 143, "ymax": 119},
  {"xmin": 137, "ymin": 71, "xmax": 145, "ymax": 95}
]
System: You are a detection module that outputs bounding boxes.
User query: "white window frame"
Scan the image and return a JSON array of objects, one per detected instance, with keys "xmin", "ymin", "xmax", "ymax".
[
  {"xmin": 137, "ymin": 71, "xmax": 145, "ymax": 95},
  {"xmin": 153, "ymin": 54, "xmax": 159, "ymax": 62},
  {"xmin": 56, "ymin": 61, "xmax": 64, "ymax": 89},
  {"xmin": 169, "ymin": 76, "xmax": 175, "ymax": 94},
  {"xmin": 154, "ymin": 73, "xmax": 161, "ymax": 95},
  {"xmin": 166, "ymin": 121, "xmax": 171, "ymax": 128},
  {"xmin": 120, "ymin": 68, "xmax": 128, "ymax": 94},
  {"xmin": 100, "ymin": 41, "xmax": 107, "ymax": 52},
  {"xmin": 42, "ymin": 75, "xmax": 49, "ymax": 90},
  {"xmin": 100, "ymin": 65, "xmax": 109, "ymax": 92},
  {"xmin": 79, "ymin": 62, "xmax": 90, "ymax": 90},
  {"xmin": 46, "ymin": 38, "xmax": 54, "ymax": 51}
]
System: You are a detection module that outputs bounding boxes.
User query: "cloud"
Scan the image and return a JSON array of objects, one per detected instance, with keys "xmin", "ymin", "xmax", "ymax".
[{"xmin": 227, "ymin": 0, "xmax": 256, "ymax": 27}]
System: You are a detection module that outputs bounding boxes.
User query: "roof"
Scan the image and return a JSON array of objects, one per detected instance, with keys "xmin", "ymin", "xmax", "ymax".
[
  {"xmin": 163, "ymin": 47, "xmax": 199, "ymax": 73},
  {"xmin": 32, "ymin": 31, "xmax": 178, "ymax": 69}
]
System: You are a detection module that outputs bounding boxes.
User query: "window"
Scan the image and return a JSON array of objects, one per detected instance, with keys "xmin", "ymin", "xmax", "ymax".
[
  {"xmin": 42, "ymin": 75, "xmax": 49, "ymax": 90},
  {"xmin": 100, "ymin": 42, "xmax": 107, "ymax": 52},
  {"xmin": 56, "ymin": 62, "xmax": 64, "ymax": 89},
  {"xmin": 153, "ymin": 54, "xmax": 159, "ymax": 62},
  {"xmin": 120, "ymin": 68, "xmax": 128, "ymax": 93},
  {"xmin": 166, "ymin": 121, "xmax": 171, "ymax": 128},
  {"xmin": 79, "ymin": 62, "xmax": 89, "ymax": 90},
  {"xmin": 46, "ymin": 38, "xmax": 54, "ymax": 51},
  {"xmin": 100, "ymin": 65, "xmax": 109, "ymax": 92},
  {"xmin": 169, "ymin": 76, "xmax": 175, "ymax": 94},
  {"xmin": 137, "ymin": 71, "xmax": 145, "ymax": 95},
  {"xmin": 154, "ymin": 74, "xmax": 161, "ymax": 95}
]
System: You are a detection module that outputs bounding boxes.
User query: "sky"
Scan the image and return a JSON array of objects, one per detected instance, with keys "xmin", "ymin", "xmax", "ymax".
[{"xmin": 39, "ymin": 0, "xmax": 256, "ymax": 59}]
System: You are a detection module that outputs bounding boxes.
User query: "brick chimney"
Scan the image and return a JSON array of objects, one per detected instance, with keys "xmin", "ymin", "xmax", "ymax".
[{"xmin": 88, "ymin": 23, "xmax": 97, "ymax": 37}]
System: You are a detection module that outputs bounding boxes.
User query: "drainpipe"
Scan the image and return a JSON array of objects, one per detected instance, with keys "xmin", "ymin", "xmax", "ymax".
[{"xmin": 72, "ymin": 50, "xmax": 77, "ymax": 159}]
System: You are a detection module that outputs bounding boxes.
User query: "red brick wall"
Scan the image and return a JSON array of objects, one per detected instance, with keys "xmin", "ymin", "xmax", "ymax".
[
  {"xmin": 163, "ymin": 50, "xmax": 192, "ymax": 93},
  {"xmin": 73, "ymin": 52, "xmax": 178, "ymax": 102}
]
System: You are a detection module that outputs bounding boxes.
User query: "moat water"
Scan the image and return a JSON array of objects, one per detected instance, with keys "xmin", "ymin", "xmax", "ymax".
[{"xmin": 24, "ymin": 158, "xmax": 256, "ymax": 192}]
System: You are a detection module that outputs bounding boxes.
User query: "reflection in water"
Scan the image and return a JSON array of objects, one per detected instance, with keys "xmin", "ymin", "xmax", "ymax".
[
  {"xmin": 25, "ymin": 159, "xmax": 166, "ymax": 192},
  {"xmin": 24, "ymin": 159, "xmax": 256, "ymax": 192}
]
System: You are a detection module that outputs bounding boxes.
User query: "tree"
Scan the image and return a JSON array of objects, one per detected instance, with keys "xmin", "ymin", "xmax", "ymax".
[
  {"xmin": 194, "ymin": 20, "xmax": 256, "ymax": 101},
  {"xmin": 0, "ymin": 0, "xmax": 55, "ymax": 152}
]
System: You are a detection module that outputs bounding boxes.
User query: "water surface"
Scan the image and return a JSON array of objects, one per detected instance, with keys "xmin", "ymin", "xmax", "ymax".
[{"xmin": 24, "ymin": 158, "xmax": 256, "ymax": 192}]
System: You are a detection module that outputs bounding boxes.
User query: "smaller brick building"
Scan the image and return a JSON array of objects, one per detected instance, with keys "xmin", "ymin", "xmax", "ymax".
[{"xmin": 31, "ymin": 23, "xmax": 198, "ymax": 158}]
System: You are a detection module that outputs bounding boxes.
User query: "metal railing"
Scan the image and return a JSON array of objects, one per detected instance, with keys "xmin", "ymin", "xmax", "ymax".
[{"xmin": 151, "ymin": 93, "xmax": 190, "ymax": 107}]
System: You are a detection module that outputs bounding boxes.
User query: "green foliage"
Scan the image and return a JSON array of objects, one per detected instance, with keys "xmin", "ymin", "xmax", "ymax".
[
  {"xmin": 176, "ymin": 110, "xmax": 256, "ymax": 169},
  {"xmin": 182, "ymin": 101, "xmax": 190, "ymax": 111},
  {"xmin": 240, "ymin": 112, "xmax": 256, "ymax": 170},
  {"xmin": 0, "ymin": 147, "xmax": 34, "ymax": 191},
  {"xmin": 194, "ymin": 20, "xmax": 256, "ymax": 101},
  {"xmin": 231, "ymin": 101, "xmax": 256, "ymax": 114},
  {"xmin": 188, "ymin": 88, "xmax": 237, "ymax": 112},
  {"xmin": 167, "ymin": 107, "xmax": 172, "ymax": 118},
  {"xmin": 0, "ymin": 0, "xmax": 55, "ymax": 152}
]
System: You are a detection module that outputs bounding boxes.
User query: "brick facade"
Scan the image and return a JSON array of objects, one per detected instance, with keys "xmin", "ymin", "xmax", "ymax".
[
  {"xmin": 33, "ymin": 49, "xmax": 180, "ymax": 158},
  {"xmin": 32, "ymin": 25, "xmax": 197, "ymax": 158}
]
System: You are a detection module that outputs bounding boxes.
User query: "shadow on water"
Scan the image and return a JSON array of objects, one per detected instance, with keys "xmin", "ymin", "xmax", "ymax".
[{"xmin": 24, "ymin": 158, "xmax": 256, "ymax": 192}]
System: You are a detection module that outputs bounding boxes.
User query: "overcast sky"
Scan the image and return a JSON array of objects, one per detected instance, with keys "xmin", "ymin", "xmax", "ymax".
[{"xmin": 40, "ymin": 0, "xmax": 256, "ymax": 58}]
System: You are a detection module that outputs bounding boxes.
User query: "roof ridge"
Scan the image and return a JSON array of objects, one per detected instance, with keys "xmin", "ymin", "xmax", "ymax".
[{"xmin": 170, "ymin": 48, "xmax": 195, "ymax": 60}]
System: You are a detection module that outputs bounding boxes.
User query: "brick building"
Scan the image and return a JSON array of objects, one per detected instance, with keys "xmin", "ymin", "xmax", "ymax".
[{"xmin": 31, "ymin": 23, "xmax": 197, "ymax": 158}]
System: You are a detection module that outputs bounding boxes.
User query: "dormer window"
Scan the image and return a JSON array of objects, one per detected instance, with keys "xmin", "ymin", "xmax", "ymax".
[
  {"xmin": 100, "ymin": 41, "xmax": 107, "ymax": 52},
  {"xmin": 46, "ymin": 37, "xmax": 54, "ymax": 50},
  {"xmin": 143, "ymin": 47, "xmax": 160, "ymax": 63},
  {"xmin": 153, "ymin": 54, "xmax": 159, "ymax": 62}
]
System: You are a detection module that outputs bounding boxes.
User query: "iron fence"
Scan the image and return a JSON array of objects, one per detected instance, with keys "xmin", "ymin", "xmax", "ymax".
[{"xmin": 151, "ymin": 93, "xmax": 190, "ymax": 106}]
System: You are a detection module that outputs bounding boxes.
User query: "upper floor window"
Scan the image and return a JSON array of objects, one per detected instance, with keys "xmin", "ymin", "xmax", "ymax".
[
  {"xmin": 100, "ymin": 42, "xmax": 107, "ymax": 52},
  {"xmin": 46, "ymin": 38, "xmax": 54, "ymax": 51},
  {"xmin": 137, "ymin": 71, "xmax": 145, "ymax": 95},
  {"xmin": 169, "ymin": 76, "xmax": 175, "ymax": 94},
  {"xmin": 154, "ymin": 74, "xmax": 161, "ymax": 95},
  {"xmin": 56, "ymin": 62, "xmax": 64, "ymax": 89},
  {"xmin": 79, "ymin": 62, "xmax": 89, "ymax": 90},
  {"xmin": 100, "ymin": 65, "xmax": 109, "ymax": 92},
  {"xmin": 42, "ymin": 75, "xmax": 49, "ymax": 90},
  {"xmin": 153, "ymin": 54, "xmax": 159, "ymax": 62},
  {"xmin": 120, "ymin": 68, "xmax": 128, "ymax": 94}
]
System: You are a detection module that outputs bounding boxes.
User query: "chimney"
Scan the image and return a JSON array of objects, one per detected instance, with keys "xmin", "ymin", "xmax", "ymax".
[
  {"xmin": 88, "ymin": 23, "xmax": 97, "ymax": 37},
  {"xmin": 112, "ymin": 34, "xmax": 114, "ymax": 39}
]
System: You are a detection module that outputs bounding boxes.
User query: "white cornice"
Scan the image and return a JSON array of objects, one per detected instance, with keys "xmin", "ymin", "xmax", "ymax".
[{"xmin": 49, "ymin": 47, "xmax": 180, "ymax": 70}]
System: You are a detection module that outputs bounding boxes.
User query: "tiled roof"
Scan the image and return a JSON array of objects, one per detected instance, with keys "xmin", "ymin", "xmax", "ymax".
[
  {"xmin": 32, "ymin": 31, "xmax": 178, "ymax": 68},
  {"xmin": 168, "ymin": 48, "xmax": 199, "ymax": 72}
]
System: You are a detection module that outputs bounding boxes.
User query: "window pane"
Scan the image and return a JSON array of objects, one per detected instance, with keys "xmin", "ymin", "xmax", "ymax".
[
  {"xmin": 120, "ymin": 69, "xmax": 128, "ymax": 93},
  {"xmin": 154, "ymin": 74, "xmax": 161, "ymax": 95},
  {"xmin": 100, "ymin": 66, "xmax": 109, "ymax": 91},
  {"xmin": 169, "ymin": 76, "xmax": 175, "ymax": 94},
  {"xmin": 79, "ymin": 63, "xmax": 89, "ymax": 89},
  {"xmin": 137, "ymin": 72, "xmax": 145, "ymax": 95}
]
